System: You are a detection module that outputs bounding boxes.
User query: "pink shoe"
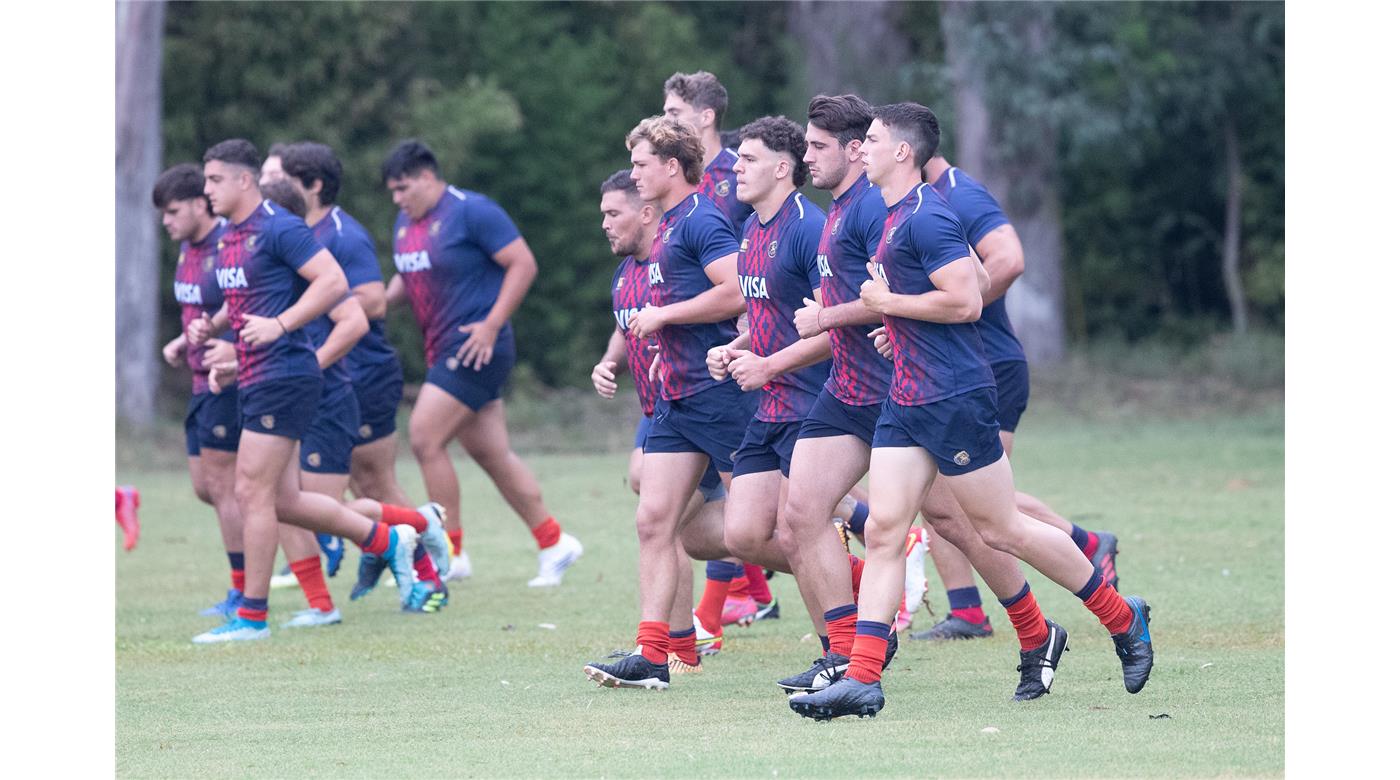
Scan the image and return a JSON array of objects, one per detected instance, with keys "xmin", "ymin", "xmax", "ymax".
[
  {"xmin": 721, "ymin": 595, "xmax": 759, "ymax": 627},
  {"xmin": 115, "ymin": 486, "xmax": 141, "ymax": 552}
]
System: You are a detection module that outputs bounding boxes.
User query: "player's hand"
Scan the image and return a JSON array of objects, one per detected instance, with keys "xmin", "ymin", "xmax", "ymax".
[
  {"xmin": 794, "ymin": 297, "xmax": 825, "ymax": 339},
  {"xmin": 647, "ymin": 345, "xmax": 664, "ymax": 384},
  {"xmin": 860, "ymin": 262, "xmax": 892, "ymax": 314},
  {"xmin": 726, "ymin": 349, "xmax": 772, "ymax": 392},
  {"xmin": 161, "ymin": 335, "xmax": 186, "ymax": 368},
  {"xmin": 208, "ymin": 360, "xmax": 238, "ymax": 394},
  {"xmin": 870, "ymin": 326, "xmax": 893, "ymax": 360},
  {"xmin": 202, "ymin": 339, "xmax": 236, "ymax": 367},
  {"xmin": 187, "ymin": 313, "xmax": 213, "ymax": 347},
  {"xmin": 240, "ymin": 314, "xmax": 286, "ymax": 346},
  {"xmin": 705, "ymin": 345, "xmax": 732, "ymax": 381},
  {"xmin": 629, "ymin": 304, "xmax": 668, "ymax": 339},
  {"xmin": 456, "ymin": 320, "xmax": 499, "ymax": 371},
  {"xmin": 592, "ymin": 359, "xmax": 619, "ymax": 399}
]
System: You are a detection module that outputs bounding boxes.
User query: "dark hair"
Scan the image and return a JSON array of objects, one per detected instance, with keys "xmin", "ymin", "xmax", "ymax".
[
  {"xmin": 260, "ymin": 178, "xmax": 307, "ymax": 218},
  {"xmin": 627, "ymin": 116, "xmax": 706, "ymax": 185},
  {"xmin": 381, "ymin": 139, "xmax": 439, "ymax": 183},
  {"xmin": 202, "ymin": 138, "xmax": 260, "ymax": 171},
  {"xmin": 808, "ymin": 94, "xmax": 875, "ymax": 148},
  {"xmin": 600, "ymin": 169, "xmax": 640, "ymax": 200},
  {"xmin": 738, "ymin": 116, "xmax": 810, "ymax": 187},
  {"xmin": 152, "ymin": 163, "xmax": 210, "ymax": 212},
  {"xmin": 281, "ymin": 142, "xmax": 342, "ymax": 205},
  {"xmin": 664, "ymin": 71, "xmax": 729, "ymax": 127},
  {"xmin": 872, "ymin": 102, "xmax": 941, "ymax": 168},
  {"xmin": 719, "ymin": 129, "xmax": 741, "ymax": 150},
  {"xmin": 266, "ymin": 142, "xmax": 291, "ymax": 160}
]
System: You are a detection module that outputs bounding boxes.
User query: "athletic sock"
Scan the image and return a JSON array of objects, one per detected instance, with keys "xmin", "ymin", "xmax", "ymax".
[
  {"xmin": 744, "ymin": 563, "xmax": 772, "ymax": 604},
  {"xmin": 727, "ymin": 569, "xmax": 751, "ymax": 598},
  {"xmin": 824, "ymin": 604, "xmax": 859, "ymax": 656},
  {"xmin": 697, "ymin": 561, "xmax": 741, "ymax": 632},
  {"xmin": 412, "ymin": 544, "xmax": 441, "ymax": 587},
  {"xmin": 228, "ymin": 552, "xmax": 245, "ymax": 591},
  {"xmin": 531, "ymin": 516, "xmax": 562, "ymax": 550},
  {"xmin": 290, "ymin": 556, "xmax": 334, "ymax": 612},
  {"xmin": 847, "ymin": 500, "xmax": 869, "ymax": 535},
  {"xmin": 1070, "ymin": 524, "xmax": 1100, "ymax": 558},
  {"xmin": 448, "ymin": 529, "xmax": 464, "ymax": 556},
  {"xmin": 235, "ymin": 595, "xmax": 269, "ymax": 624},
  {"xmin": 669, "ymin": 627, "xmax": 699, "ymax": 666},
  {"xmin": 1076, "ymin": 570, "xmax": 1133, "ymax": 635},
  {"xmin": 359, "ymin": 522, "xmax": 392, "ymax": 555},
  {"xmin": 380, "ymin": 504, "xmax": 427, "ymax": 533},
  {"xmin": 849, "ymin": 555, "xmax": 865, "ymax": 602},
  {"xmin": 845, "ymin": 621, "xmax": 891, "ymax": 684},
  {"xmin": 636, "ymin": 620, "xmax": 669, "ymax": 664},
  {"xmin": 948, "ymin": 585, "xmax": 987, "ymax": 626},
  {"xmin": 820, "ymin": 635, "xmax": 831, "ymax": 652},
  {"xmin": 998, "ymin": 582, "xmax": 1049, "ymax": 650}
]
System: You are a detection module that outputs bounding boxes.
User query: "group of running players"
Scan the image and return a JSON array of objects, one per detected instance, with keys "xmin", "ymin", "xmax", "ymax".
[{"xmin": 152, "ymin": 69, "xmax": 1151, "ymax": 720}]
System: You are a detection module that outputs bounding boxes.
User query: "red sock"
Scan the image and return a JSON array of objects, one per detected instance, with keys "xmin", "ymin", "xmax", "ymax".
[
  {"xmin": 359, "ymin": 523, "xmax": 391, "ymax": 555},
  {"xmin": 636, "ymin": 620, "xmax": 669, "ymax": 664},
  {"xmin": 1082, "ymin": 532, "xmax": 1101, "ymax": 559},
  {"xmin": 696, "ymin": 577, "xmax": 730, "ymax": 634},
  {"xmin": 380, "ymin": 504, "xmax": 427, "ymax": 532},
  {"xmin": 670, "ymin": 629, "xmax": 699, "ymax": 666},
  {"xmin": 1083, "ymin": 580, "xmax": 1134, "ymax": 635},
  {"xmin": 230, "ymin": 569, "xmax": 245, "ymax": 592},
  {"xmin": 826, "ymin": 612, "xmax": 858, "ymax": 656},
  {"xmin": 448, "ymin": 529, "xmax": 463, "ymax": 556},
  {"xmin": 845, "ymin": 625, "xmax": 889, "ymax": 684},
  {"xmin": 849, "ymin": 555, "xmax": 865, "ymax": 602},
  {"xmin": 531, "ymin": 516, "xmax": 561, "ymax": 550},
  {"xmin": 236, "ymin": 605, "xmax": 268, "ymax": 623},
  {"xmin": 727, "ymin": 571, "xmax": 751, "ymax": 598},
  {"xmin": 744, "ymin": 563, "xmax": 772, "ymax": 603},
  {"xmin": 951, "ymin": 606, "xmax": 988, "ymax": 626},
  {"xmin": 290, "ymin": 556, "xmax": 334, "ymax": 612},
  {"xmin": 1001, "ymin": 587, "xmax": 1049, "ymax": 650},
  {"xmin": 413, "ymin": 545, "xmax": 442, "ymax": 586}
]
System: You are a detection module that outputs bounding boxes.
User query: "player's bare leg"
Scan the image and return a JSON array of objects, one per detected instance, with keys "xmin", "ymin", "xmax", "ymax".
[
  {"xmin": 195, "ymin": 448, "xmax": 244, "ymax": 616},
  {"xmin": 635, "ymin": 452, "xmax": 708, "ymax": 621},
  {"xmin": 408, "ymin": 384, "xmax": 473, "ymax": 539},
  {"xmin": 859, "ymin": 447, "xmax": 940, "ymax": 626},
  {"xmin": 627, "ymin": 447, "xmax": 645, "ymax": 495},
  {"xmin": 188, "ymin": 456, "xmax": 213, "ymax": 506},
  {"xmin": 351, "ymin": 434, "xmax": 413, "ymax": 506},
  {"xmin": 721, "ymin": 472, "xmax": 792, "ymax": 573},
  {"xmin": 780, "ymin": 434, "xmax": 869, "ymax": 636}
]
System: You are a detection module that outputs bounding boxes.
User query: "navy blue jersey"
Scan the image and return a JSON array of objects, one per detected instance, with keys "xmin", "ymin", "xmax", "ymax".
[
  {"xmin": 817, "ymin": 174, "xmax": 893, "ymax": 406},
  {"xmin": 930, "ymin": 166, "xmax": 1026, "ymax": 365},
  {"xmin": 649, "ymin": 192, "xmax": 741, "ymax": 401},
  {"xmin": 393, "ymin": 186, "xmax": 521, "ymax": 365},
  {"xmin": 611, "ymin": 255, "xmax": 660, "ymax": 416},
  {"xmin": 311, "ymin": 206, "xmax": 397, "ymax": 378},
  {"xmin": 871, "ymin": 184, "xmax": 994, "ymax": 406},
  {"xmin": 699, "ymin": 148, "xmax": 754, "ymax": 230},
  {"xmin": 216, "ymin": 200, "xmax": 324, "ymax": 388},
  {"xmin": 738, "ymin": 191, "xmax": 831, "ymax": 422},
  {"xmin": 174, "ymin": 219, "xmax": 228, "ymax": 393}
]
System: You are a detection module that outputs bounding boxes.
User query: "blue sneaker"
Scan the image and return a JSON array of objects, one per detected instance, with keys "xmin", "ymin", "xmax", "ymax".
[
  {"xmin": 415, "ymin": 502, "xmax": 452, "ymax": 579},
  {"xmin": 192, "ymin": 616, "xmax": 270, "ymax": 644},
  {"xmin": 1112, "ymin": 596, "xmax": 1153, "ymax": 693},
  {"xmin": 317, "ymin": 534, "xmax": 345, "ymax": 578},
  {"xmin": 788, "ymin": 676, "xmax": 885, "ymax": 721},
  {"xmin": 350, "ymin": 552, "xmax": 389, "ymax": 600},
  {"xmin": 385, "ymin": 526, "xmax": 421, "ymax": 606},
  {"xmin": 199, "ymin": 588, "xmax": 242, "ymax": 618},
  {"xmin": 403, "ymin": 579, "xmax": 449, "ymax": 613}
]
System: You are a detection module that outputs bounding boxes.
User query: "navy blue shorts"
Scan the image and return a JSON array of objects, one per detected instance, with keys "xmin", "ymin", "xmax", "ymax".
[
  {"xmin": 352, "ymin": 357, "xmax": 404, "ymax": 445},
  {"xmin": 634, "ymin": 413, "xmax": 654, "ymax": 450},
  {"xmin": 301, "ymin": 379, "xmax": 361, "ymax": 474},
  {"xmin": 184, "ymin": 390, "xmax": 241, "ymax": 456},
  {"xmin": 992, "ymin": 360, "xmax": 1030, "ymax": 433},
  {"xmin": 425, "ymin": 329, "xmax": 515, "ymax": 411},
  {"xmin": 872, "ymin": 388, "xmax": 1004, "ymax": 476},
  {"xmin": 637, "ymin": 413, "xmax": 726, "ymax": 501},
  {"xmin": 732, "ymin": 419, "xmax": 804, "ymax": 478},
  {"xmin": 798, "ymin": 387, "xmax": 882, "ymax": 446},
  {"xmin": 644, "ymin": 381, "xmax": 756, "ymax": 475},
  {"xmin": 240, "ymin": 375, "xmax": 323, "ymax": 441}
]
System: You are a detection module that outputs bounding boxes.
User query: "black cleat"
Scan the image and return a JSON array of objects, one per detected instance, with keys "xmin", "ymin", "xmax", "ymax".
[
  {"xmin": 1111, "ymin": 596, "xmax": 1153, "ymax": 693},
  {"xmin": 789, "ymin": 677, "xmax": 885, "ymax": 721},
  {"xmin": 755, "ymin": 598, "xmax": 780, "ymax": 621},
  {"xmin": 1013, "ymin": 620, "xmax": 1068, "ymax": 701},
  {"xmin": 584, "ymin": 649, "xmax": 670, "ymax": 690},
  {"xmin": 1091, "ymin": 531, "xmax": 1120, "ymax": 589},
  {"xmin": 910, "ymin": 614, "xmax": 993, "ymax": 641},
  {"xmin": 883, "ymin": 626, "xmax": 899, "ymax": 669},
  {"xmin": 349, "ymin": 552, "xmax": 389, "ymax": 600},
  {"xmin": 777, "ymin": 651, "xmax": 850, "ymax": 694}
]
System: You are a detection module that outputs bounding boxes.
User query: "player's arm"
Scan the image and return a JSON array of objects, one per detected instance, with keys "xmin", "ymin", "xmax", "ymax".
[
  {"xmin": 385, "ymin": 274, "xmax": 406, "ymax": 306},
  {"xmin": 351, "ymin": 281, "xmax": 388, "ymax": 320},
  {"xmin": 860, "ymin": 258, "xmax": 983, "ymax": 324},
  {"xmin": 186, "ymin": 302, "xmax": 230, "ymax": 346},
  {"xmin": 632, "ymin": 253, "xmax": 745, "ymax": 339},
  {"xmin": 161, "ymin": 332, "xmax": 187, "ymax": 367},
  {"xmin": 240, "ymin": 250, "xmax": 348, "ymax": 346},
  {"xmin": 592, "ymin": 328, "xmax": 629, "ymax": 399},
  {"xmin": 973, "ymin": 224, "xmax": 1023, "ymax": 303},
  {"xmin": 455, "ymin": 237, "xmax": 537, "ymax": 370},
  {"xmin": 794, "ymin": 296, "xmax": 883, "ymax": 338},
  {"xmin": 727, "ymin": 288, "xmax": 833, "ymax": 391},
  {"xmin": 316, "ymin": 295, "xmax": 369, "ymax": 370}
]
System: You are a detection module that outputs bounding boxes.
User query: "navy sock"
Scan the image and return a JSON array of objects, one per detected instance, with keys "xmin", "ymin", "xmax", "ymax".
[
  {"xmin": 238, "ymin": 595, "xmax": 268, "ymax": 613},
  {"xmin": 823, "ymin": 604, "xmax": 859, "ymax": 622},
  {"xmin": 705, "ymin": 560, "xmax": 742, "ymax": 581},
  {"xmin": 1075, "ymin": 569, "xmax": 1104, "ymax": 601},
  {"xmin": 848, "ymin": 501, "xmax": 869, "ymax": 535},
  {"xmin": 668, "ymin": 627, "xmax": 696, "ymax": 639},
  {"xmin": 227, "ymin": 552, "xmax": 245, "ymax": 573},
  {"xmin": 997, "ymin": 581, "xmax": 1032, "ymax": 609},
  {"xmin": 820, "ymin": 635, "xmax": 831, "ymax": 652},
  {"xmin": 1070, "ymin": 524, "xmax": 1090, "ymax": 552},
  {"xmin": 947, "ymin": 586, "xmax": 982, "ymax": 610}
]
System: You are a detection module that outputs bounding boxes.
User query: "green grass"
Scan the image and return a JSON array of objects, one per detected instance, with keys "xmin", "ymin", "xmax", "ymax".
[{"xmin": 116, "ymin": 405, "xmax": 1283, "ymax": 778}]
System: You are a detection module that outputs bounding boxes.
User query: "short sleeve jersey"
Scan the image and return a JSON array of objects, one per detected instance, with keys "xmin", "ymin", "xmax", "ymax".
[
  {"xmin": 699, "ymin": 148, "xmax": 754, "ymax": 230},
  {"xmin": 738, "ymin": 191, "xmax": 831, "ymax": 422},
  {"xmin": 649, "ymin": 192, "xmax": 742, "ymax": 401},
  {"xmin": 931, "ymin": 167, "xmax": 1026, "ymax": 365},
  {"xmin": 173, "ymin": 219, "xmax": 228, "ymax": 394},
  {"xmin": 216, "ymin": 200, "xmax": 324, "ymax": 388},
  {"xmin": 871, "ymin": 184, "xmax": 994, "ymax": 406},
  {"xmin": 611, "ymin": 256, "xmax": 660, "ymax": 416},
  {"xmin": 393, "ymin": 186, "xmax": 521, "ymax": 365},
  {"xmin": 817, "ymin": 174, "xmax": 894, "ymax": 406},
  {"xmin": 311, "ymin": 206, "xmax": 397, "ymax": 380}
]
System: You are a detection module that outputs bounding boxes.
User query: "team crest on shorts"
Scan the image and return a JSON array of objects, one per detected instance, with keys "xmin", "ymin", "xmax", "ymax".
[
  {"xmin": 716, "ymin": 180, "xmax": 731, "ymax": 197},
  {"xmin": 767, "ymin": 240, "xmax": 778, "ymax": 258},
  {"xmin": 359, "ymin": 424, "xmax": 373, "ymax": 439},
  {"xmin": 430, "ymin": 220, "xmax": 441, "ymax": 237},
  {"xmin": 260, "ymin": 414, "xmax": 276, "ymax": 429},
  {"xmin": 212, "ymin": 425, "xmax": 227, "ymax": 439},
  {"xmin": 886, "ymin": 226, "xmax": 897, "ymax": 244},
  {"xmin": 953, "ymin": 451, "xmax": 971, "ymax": 466},
  {"xmin": 307, "ymin": 452, "xmax": 321, "ymax": 468},
  {"xmin": 662, "ymin": 227, "xmax": 674, "ymax": 244},
  {"xmin": 446, "ymin": 357, "xmax": 460, "ymax": 370}
]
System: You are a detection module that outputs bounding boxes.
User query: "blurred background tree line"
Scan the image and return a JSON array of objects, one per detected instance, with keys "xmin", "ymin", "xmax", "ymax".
[{"xmin": 117, "ymin": 0, "xmax": 1282, "ymax": 426}]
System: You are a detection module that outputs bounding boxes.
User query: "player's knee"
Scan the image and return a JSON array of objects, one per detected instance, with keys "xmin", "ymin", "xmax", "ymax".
[
  {"xmin": 721, "ymin": 523, "xmax": 760, "ymax": 561},
  {"xmin": 863, "ymin": 512, "xmax": 910, "ymax": 558},
  {"xmin": 634, "ymin": 503, "xmax": 674, "ymax": 548},
  {"xmin": 973, "ymin": 523, "xmax": 1019, "ymax": 556},
  {"xmin": 627, "ymin": 468, "xmax": 643, "ymax": 496},
  {"xmin": 191, "ymin": 481, "xmax": 214, "ymax": 506},
  {"xmin": 233, "ymin": 475, "xmax": 274, "ymax": 513}
]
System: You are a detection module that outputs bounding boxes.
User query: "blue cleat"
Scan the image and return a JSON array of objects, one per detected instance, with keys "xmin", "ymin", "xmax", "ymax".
[
  {"xmin": 1112, "ymin": 596, "xmax": 1154, "ymax": 693},
  {"xmin": 199, "ymin": 588, "xmax": 242, "ymax": 618},
  {"xmin": 788, "ymin": 676, "xmax": 885, "ymax": 721},
  {"xmin": 350, "ymin": 552, "xmax": 389, "ymax": 600},
  {"xmin": 403, "ymin": 579, "xmax": 449, "ymax": 613},
  {"xmin": 317, "ymin": 534, "xmax": 345, "ymax": 578},
  {"xmin": 192, "ymin": 616, "xmax": 270, "ymax": 644},
  {"xmin": 415, "ymin": 502, "xmax": 452, "ymax": 579},
  {"xmin": 386, "ymin": 526, "xmax": 421, "ymax": 606}
]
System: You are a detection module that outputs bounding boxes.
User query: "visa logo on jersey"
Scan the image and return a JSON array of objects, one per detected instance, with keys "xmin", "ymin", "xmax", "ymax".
[
  {"xmin": 394, "ymin": 250, "xmax": 432, "ymax": 273},
  {"xmin": 215, "ymin": 267, "xmax": 248, "ymax": 289},
  {"xmin": 739, "ymin": 274, "xmax": 769, "ymax": 300},
  {"xmin": 871, "ymin": 263, "xmax": 890, "ymax": 285},
  {"xmin": 173, "ymin": 281, "xmax": 203, "ymax": 305},
  {"xmin": 816, "ymin": 253, "xmax": 833, "ymax": 278},
  {"xmin": 613, "ymin": 307, "xmax": 640, "ymax": 331},
  {"xmin": 648, "ymin": 262, "xmax": 664, "ymax": 285}
]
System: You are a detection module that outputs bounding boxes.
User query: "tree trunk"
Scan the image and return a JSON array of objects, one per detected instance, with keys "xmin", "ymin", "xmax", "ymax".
[
  {"xmin": 786, "ymin": 0, "xmax": 911, "ymax": 105},
  {"xmin": 1222, "ymin": 114, "xmax": 1248, "ymax": 334},
  {"xmin": 115, "ymin": 1, "xmax": 166, "ymax": 428}
]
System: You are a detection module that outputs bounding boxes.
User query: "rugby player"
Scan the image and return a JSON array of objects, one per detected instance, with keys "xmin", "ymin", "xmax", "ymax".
[{"xmin": 788, "ymin": 105, "xmax": 1153, "ymax": 719}]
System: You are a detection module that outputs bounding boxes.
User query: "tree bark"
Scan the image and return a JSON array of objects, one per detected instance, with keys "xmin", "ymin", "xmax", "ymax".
[
  {"xmin": 1222, "ymin": 114, "xmax": 1248, "ymax": 334},
  {"xmin": 786, "ymin": 0, "xmax": 911, "ymax": 105},
  {"xmin": 115, "ymin": 1, "xmax": 166, "ymax": 428}
]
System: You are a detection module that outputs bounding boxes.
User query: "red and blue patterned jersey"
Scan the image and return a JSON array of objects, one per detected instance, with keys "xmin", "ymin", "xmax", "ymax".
[
  {"xmin": 872, "ymin": 183, "xmax": 994, "ymax": 406},
  {"xmin": 393, "ymin": 185, "xmax": 521, "ymax": 365},
  {"xmin": 649, "ymin": 192, "xmax": 742, "ymax": 401},
  {"xmin": 311, "ymin": 206, "xmax": 396, "ymax": 384},
  {"xmin": 174, "ymin": 219, "xmax": 228, "ymax": 394},
  {"xmin": 738, "ymin": 191, "xmax": 831, "ymax": 422},
  {"xmin": 818, "ymin": 173, "xmax": 893, "ymax": 406},
  {"xmin": 611, "ymin": 256, "xmax": 659, "ymax": 416},
  {"xmin": 930, "ymin": 167, "xmax": 1026, "ymax": 365},
  {"xmin": 216, "ymin": 200, "xmax": 325, "ymax": 388},
  {"xmin": 699, "ymin": 148, "xmax": 754, "ymax": 230}
]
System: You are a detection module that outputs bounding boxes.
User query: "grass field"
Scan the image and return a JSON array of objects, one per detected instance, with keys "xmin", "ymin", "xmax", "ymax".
[{"xmin": 116, "ymin": 404, "xmax": 1283, "ymax": 778}]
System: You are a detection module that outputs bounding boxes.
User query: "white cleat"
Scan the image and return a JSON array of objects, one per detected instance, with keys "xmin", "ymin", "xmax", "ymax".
[
  {"xmin": 280, "ymin": 607, "xmax": 343, "ymax": 629},
  {"xmin": 527, "ymin": 533, "xmax": 583, "ymax": 587},
  {"xmin": 444, "ymin": 551, "xmax": 473, "ymax": 582},
  {"xmin": 416, "ymin": 502, "xmax": 453, "ymax": 577},
  {"xmin": 269, "ymin": 564, "xmax": 299, "ymax": 590},
  {"xmin": 896, "ymin": 527, "xmax": 930, "ymax": 632}
]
